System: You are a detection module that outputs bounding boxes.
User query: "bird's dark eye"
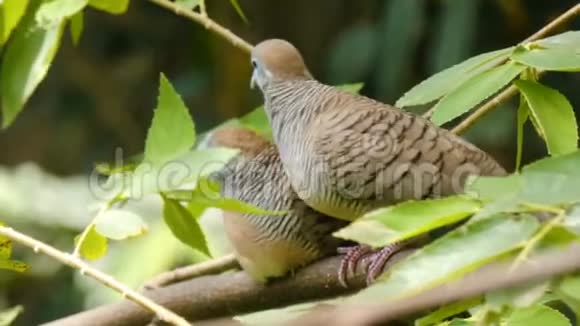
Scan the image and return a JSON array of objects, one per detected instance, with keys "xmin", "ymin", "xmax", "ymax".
[{"xmin": 251, "ymin": 59, "xmax": 257, "ymax": 68}]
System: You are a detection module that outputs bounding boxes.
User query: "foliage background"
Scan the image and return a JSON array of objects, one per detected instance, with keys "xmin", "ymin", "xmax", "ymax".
[{"xmin": 0, "ymin": 0, "xmax": 579, "ymax": 324}]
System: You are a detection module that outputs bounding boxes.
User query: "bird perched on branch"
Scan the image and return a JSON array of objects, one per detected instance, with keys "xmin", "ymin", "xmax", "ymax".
[
  {"xmin": 208, "ymin": 127, "xmax": 347, "ymax": 282},
  {"xmin": 249, "ymin": 39, "xmax": 507, "ymax": 283}
]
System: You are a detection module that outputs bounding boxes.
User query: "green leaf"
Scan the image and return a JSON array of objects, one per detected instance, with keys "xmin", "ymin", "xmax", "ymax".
[
  {"xmin": 515, "ymin": 80, "xmax": 578, "ymax": 156},
  {"xmin": 229, "ymin": 0, "xmax": 248, "ymax": 23},
  {"xmin": 75, "ymin": 226, "xmax": 108, "ymax": 260},
  {"xmin": 0, "ymin": 259, "xmax": 28, "ymax": 272},
  {"xmin": 515, "ymin": 95, "xmax": 529, "ymax": 170},
  {"xmin": 35, "ymin": 0, "xmax": 87, "ymax": 28},
  {"xmin": 505, "ymin": 304, "xmax": 570, "ymax": 326},
  {"xmin": 69, "ymin": 10, "xmax": 83, "ymax": 45},
  {"xmin": 333, "ymin": 196, "xmax": 481, "ymax": 247},
  {"xmin": 0, "ymin": 233, "xmax": 12, "ymax": 259},
  {"xmin": 94, "ymin": 209, "xmax": 147, "ymax": 240},
  {"xmin": 431, "ymin": 62, "xmax": 525, "ymax": 125},
  {"xmin": 469, "ymin": 151, "xmax": 580, "ymax": 219},
  {"xmin": 1, "ymin": 2, "xmax": 65, "ymax": 128},
  {"xmin": 396, "ymin": 47, "xmax": 513, "ymax": 107},
  {"xmin": 162, "ymin": 196, "xmax": 210, "ymax": 256},
  {"xmin": 560, "ymin": 274, "xmax": 580, "ymax": 302},
  {"xmin": 0, "ymin": 0, "xmax": 30, "ymax": 44},
  {"xmin": 88, "ymin": 0, "xmax": 129, "ymax": 14},
  {"xmin": 188, "ymin": 180, "xmax": 287, "ymax": 216},
  {"xmin": 0, "ymin": 306, "xmax": 23, "ymax": 326},
  {"xmin": 337, "ymin": 82, "xmax": 364, "ymax": 94},
  {"xmin": 511, "ymin": 46, "xmax": 580, "ymax": 72},
  {"xmin": 349, "ymin": 215, "xmax": 538, "ymax": 302},
  {"xmin": 144, "ymin": 74, "xmax": 196, "ymax": 164},
  {"xmin": 537, "ymin": 31, "xmax": 580, "ymax": 51},
  {"xmin": 416, "ymin": 297, "xmax": 481, "ymax": 326}
]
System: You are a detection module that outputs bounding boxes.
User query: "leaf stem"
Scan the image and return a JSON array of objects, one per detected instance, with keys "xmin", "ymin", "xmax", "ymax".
[
  {"xmin": 0, "ymin": 225, "xmax": 191, "ymax": 326},
  {"xmin": 147, "ymin": 0, "xmax": 253, "ymax": 54},
  {"xmin": 510, "ymin": 211, "xmax": 566, "ymax": 271}
]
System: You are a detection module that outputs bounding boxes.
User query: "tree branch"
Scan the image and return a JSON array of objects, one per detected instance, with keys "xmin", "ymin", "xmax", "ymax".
[
  {"xmin": 146, "ymin": 0, "xmax": 253, "ymax": 53},
  {"xmin": 291, "ymin": 243, "xmax": 580, "ymax": 326},
  {"xmin": 0, "ymin": 226, "xmax": 190, "ymax": 326},
  {"xmin": 142, "ymin": 254, "xmax": 240, "ymax": 289},
  {"xmin": 43, "ymin": 251, "xmax": 414, "ymax": 326}
]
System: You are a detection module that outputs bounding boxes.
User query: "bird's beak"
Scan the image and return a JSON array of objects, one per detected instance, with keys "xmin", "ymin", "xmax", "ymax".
[{"xmin": 250, "ymin": 70, "xmax": 257, "ymax": 89}]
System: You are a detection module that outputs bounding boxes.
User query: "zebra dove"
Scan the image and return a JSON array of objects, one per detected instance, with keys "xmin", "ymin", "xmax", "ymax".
[
  {"xmin": 208, "ymin": 127, "xmax": 347, "ymax": 282},
  {"xmin": 249, "ymin": 39, "xmax": 507, "ymax": 283}
]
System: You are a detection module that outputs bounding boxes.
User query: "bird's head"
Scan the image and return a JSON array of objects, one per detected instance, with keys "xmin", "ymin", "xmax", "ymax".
[{"xmin": 250, "ymin": 39, "xmax": 312, "ymax": 91}]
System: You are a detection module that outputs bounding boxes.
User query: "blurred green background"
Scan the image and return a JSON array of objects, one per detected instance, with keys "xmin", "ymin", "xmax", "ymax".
[{"xmin": 0, "ymin": 0, "xmax": 579, "ymax": 324}]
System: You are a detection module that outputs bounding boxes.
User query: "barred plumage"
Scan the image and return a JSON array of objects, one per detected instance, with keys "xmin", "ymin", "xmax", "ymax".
[{"xmin": 209, "ymin": 128, "xmax": 346, "ymax": 282}]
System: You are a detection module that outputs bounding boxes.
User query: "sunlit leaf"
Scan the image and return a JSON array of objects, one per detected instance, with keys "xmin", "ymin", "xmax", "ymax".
[
  {"xmin": 36, "ymin": 0, "xmax": 87, "ymax": 28},
  {"xmin": 69, "ymin": 10, "xmax": 83, "ymax": 45},
  {"xmin": 0, "ymin": 234, "xmax": 11, "ymax": 259},
  {"xmin": 564, "ymin": 204, "xmax": 580, "ymax": 235},
  {"xmin": 144, "ymin": 73, "xmax": 196, "ymax": 164},
  {"xmin": 162, "ymin": 196, "xmax": 210, "ymax": 256},
  {"xmin": 334, "ymin": 196, "xmax": 481, "ymax": 247},
  {"xmin": 396, "ymin": 47, "xmax": 513, "ymax": 107},
  {"xmin": 0, "ymin": 305, "xmax": 23, "ymax": 326},
  {"xmin": 75, "ymin": 226, "xmax": 108, "ymax": 260},
  {"xmin": 512, "ymin": 46, "xmax": 580, "ymax": 72},
  {"xmin": 88, "ymin": 0, "xmax": 129, "ymax": 14},
  {"xmin": 349, "ymin": 215, "xmax": 538, "ymax": 302},
  {"xmin": 537, "ymin": 31, "xmax": 580, "ymax": 51},
  {"xmin": 1, "ymin": 2, "xmax": 65, "ymax": 128},
  {"xmin": 0, "ymin": 0, "xmax": 29, "ymax": 44},
  {"xmin": 94, "ymin": 209, "xmax": 147, "ymax": 240},
  {"xmin": 431, "ymin": 62, "xmax": 525, "ymax": 125},
  {"xmin": 515, "ymin": 80, "xmax": 578, "ymax": 156},
  {"xmin": 0, "ymin": 259, "xmax": 28, "ymax": 272},
  {"xmin": 188, "ymin": 180, "xmax": 287, "ymax": 216},
  {"xmin": 505, "ymin": 304, "xmax": 570, "ymax": 326}
]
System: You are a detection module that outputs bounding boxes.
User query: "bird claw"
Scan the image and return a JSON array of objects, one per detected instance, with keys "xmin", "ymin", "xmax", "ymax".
[{"xmin": 337, "ymin": 242, "xmax": 406, "ymax": 287}]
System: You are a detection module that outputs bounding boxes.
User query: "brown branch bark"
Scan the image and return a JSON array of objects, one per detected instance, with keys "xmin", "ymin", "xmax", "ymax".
[
  {"xmin": 292, "ymin": 244, "xmax": 580, "ymax": 326},
  {"xmin": 42, "ymin": 251, "xmax": 414, "ymax": 326}
]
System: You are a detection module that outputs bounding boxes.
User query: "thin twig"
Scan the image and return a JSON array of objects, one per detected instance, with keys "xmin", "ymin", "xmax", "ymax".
[
  {"xmin": 143, "ymin": 254, "xmax": 239, "ymax": 289},
  {"xmin": 450, "ymin": 3, "xmax": 580, "ymax": 135},
  {"xmin": 147, "ymin": 0, "xmax": 253, "ymax": 53},
  {"xmin": 0, "ymin": 226, "xmax": 191, "ymax": 326}
]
